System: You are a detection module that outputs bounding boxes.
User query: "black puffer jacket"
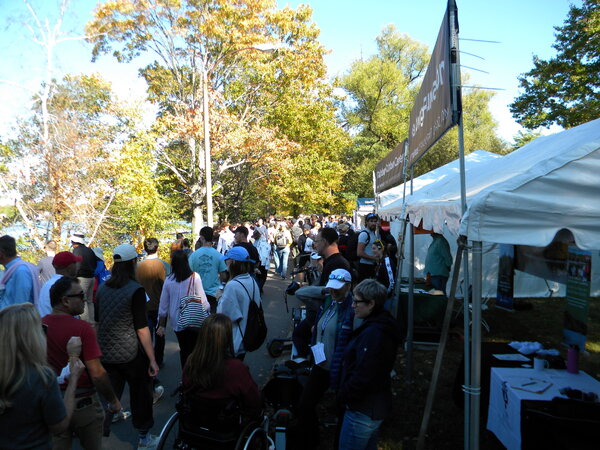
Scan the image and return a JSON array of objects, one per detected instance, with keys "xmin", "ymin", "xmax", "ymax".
[{"xmin": 337, "ymin": 309, "xmax": 402, "ymax": 420}]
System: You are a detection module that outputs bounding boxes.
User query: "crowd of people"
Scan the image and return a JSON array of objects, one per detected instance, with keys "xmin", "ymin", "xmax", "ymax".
[{"xmin": 0, "ymin": 212, "xmax": 410, "ymax": 449}]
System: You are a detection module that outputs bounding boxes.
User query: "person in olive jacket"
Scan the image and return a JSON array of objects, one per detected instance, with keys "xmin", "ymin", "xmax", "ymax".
[{"xmin": 337, "ymin": 279, "xmax": 401, "ymax": 450}]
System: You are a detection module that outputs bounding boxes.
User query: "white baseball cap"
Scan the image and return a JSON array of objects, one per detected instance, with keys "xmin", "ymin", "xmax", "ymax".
[
  {"xmin": 113, "ymin": 244, "xmax": 139, "ymax": 262},
  {"xmin": 325, "ymin": 268, "xmax": 352, "ymax": 290}
]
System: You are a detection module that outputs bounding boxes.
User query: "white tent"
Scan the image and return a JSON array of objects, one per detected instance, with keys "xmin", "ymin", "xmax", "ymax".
[
  {"xmin": 459, "ymin": 119, "xmax": 600, "ymax": 250},
  {"xmin": 378, "ymin": 147, "xmax": 593, "ymax": 297},
  {"xmin": 379, "ymin": 150, "xmax": 501, "ymax": 217}
]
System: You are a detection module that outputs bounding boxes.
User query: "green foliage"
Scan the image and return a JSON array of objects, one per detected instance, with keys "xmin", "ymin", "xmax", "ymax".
[
  {"xmin": 510, "ymin": 0, "xmax": 600, "ymax": 129},
  {"xmin": 105, "ymin": 129, "xmax": 175, "ymax": 246},
  {"xmin": 512, "ymin": 129, "xmax": 543, "ymax": 151}
]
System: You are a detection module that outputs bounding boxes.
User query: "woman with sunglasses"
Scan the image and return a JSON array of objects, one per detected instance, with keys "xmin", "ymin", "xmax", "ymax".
[
  {"xmin": 291, "ymin": 268, "xmax": 359, "ymax": 449},
  {"xmin": 337, "ymin": 279, "xmax": 401, "ymax": 450}
]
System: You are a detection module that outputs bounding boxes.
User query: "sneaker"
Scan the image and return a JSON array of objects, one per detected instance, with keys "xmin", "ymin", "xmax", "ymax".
[
  {"xmin": 153, "ymin": 385, "xmax": 165, "ymax": 405},
  {"xmin": 138, "ymin": 434, "xmax": 160, "ymax": 449},
  {"xmin": 112, "ymin": 409, "xmax": 132, "ymax": 423}
]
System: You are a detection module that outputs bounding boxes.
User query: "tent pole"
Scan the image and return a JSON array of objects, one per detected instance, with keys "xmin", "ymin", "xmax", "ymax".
[
  {"xmin": 469, "ymin": 241, "xmax": 483, "ymax": 449},
  {"xmin": 448, "ymin": 0, "xmax": 471, "ymax": 441},
  {"xmin": 416, "ymin": 239, "xmax": 464, "ymax": 450},
  {"xmin": 392, "ymin": 217, "xmax": 408, "ymax": 320},
  {"xmin": 405, "ymin": 167, "xmax": 415, "ymax": 384}
]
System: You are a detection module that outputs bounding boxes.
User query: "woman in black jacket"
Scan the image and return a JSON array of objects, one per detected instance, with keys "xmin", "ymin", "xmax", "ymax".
[{"xmin": 337, "ymin": 279, "xmax": 402, "ymax": 450}]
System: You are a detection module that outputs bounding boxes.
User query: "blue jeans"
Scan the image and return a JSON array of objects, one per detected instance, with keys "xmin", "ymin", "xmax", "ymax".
[
  {"xmin": 275, "ymin": 246, "xmax": 290, "ymax": 278},
  {"xmin": 338, "ymin": 409, "xmax": 383, "ymax": 450}
]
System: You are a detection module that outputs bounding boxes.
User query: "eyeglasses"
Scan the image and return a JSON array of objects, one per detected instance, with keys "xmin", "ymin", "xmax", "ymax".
[
  {"xmin": 65, "ymin": 292, "xmax": 85, "ymax": 300},
  {"xmin": 329, "ymin": 274, "xmax": 350, "ymax": 282},
  {"xmin": 352, "ymin": 299, "xmax": 368, "ymax": 305}
]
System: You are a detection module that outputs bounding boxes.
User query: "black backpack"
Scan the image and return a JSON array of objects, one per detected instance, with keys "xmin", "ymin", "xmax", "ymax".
[
  {"xmin": 235, "ymin": 279, "xmax": 267, "ymax": 352},
  {"xmin": 345, "ymin": 230, "xmax": 369, "ymax": 262}
]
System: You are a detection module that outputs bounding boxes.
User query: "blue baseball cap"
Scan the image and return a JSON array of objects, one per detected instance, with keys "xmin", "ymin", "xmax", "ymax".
[{"xmin": 221, "ymin": 246, "xmax": 256, "ymax": 263}]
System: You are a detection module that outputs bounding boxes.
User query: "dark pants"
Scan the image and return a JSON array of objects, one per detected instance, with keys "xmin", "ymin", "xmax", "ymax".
[
  {"xmin": 257, "ymin": 265, "xmax": 268, "ymax": 292},
  {"xmin": 358, "ymin": 262, "xmax": 377, "ymax": 282},
  {"xmin": 147, "ymin": 309, "xmax": 165, "ymax": 366},
  {"xmin": 104, "ymin": 352, "xmax": 154, "ymax": 433},
  {"xmin": 430, "ymin": 275, "xmax": 449, "ymax": 295},
  {"xmin": 175, "ymin": 328, "xmax": 199, "ymax": 369},
  {"xmin": 292, "ymin": 316, "xmax": 315, "ymax": 359},
  {"xmin": 290, "ymin": 365, "xmax": 330, "ymax": 449},
  {"xmin": 206, "ymin": 295, "xmax": 217, "ymax": 315}
]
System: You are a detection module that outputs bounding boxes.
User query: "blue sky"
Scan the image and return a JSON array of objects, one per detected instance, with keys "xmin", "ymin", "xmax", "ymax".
[{"xmin": 0, "ymin": 0, "xmax": 577, "ymax": 142}]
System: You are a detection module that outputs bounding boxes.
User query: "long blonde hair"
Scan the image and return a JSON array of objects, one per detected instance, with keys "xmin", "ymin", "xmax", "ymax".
[
  {"xmin": 0, "ymin": 303, "xmax": 53, "ymax": 414},
  {"xmin": 183, "ymin": 314, "xmax": 234, "ymax": 391}
]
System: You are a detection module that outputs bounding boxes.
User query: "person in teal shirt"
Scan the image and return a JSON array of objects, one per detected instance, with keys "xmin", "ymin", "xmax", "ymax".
[
  {"xmin": 424, "ymin": 232, "xmax": 453, "ymax": 294},
  {"xmin": 188, "ymin": 227, "xmax": 227, "ymax": 313}
]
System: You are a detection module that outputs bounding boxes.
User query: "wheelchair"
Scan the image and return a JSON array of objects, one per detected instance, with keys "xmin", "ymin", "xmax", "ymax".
[{"xmin": 156, "ymin": 394, "xmax": 271, "ymax": 450}]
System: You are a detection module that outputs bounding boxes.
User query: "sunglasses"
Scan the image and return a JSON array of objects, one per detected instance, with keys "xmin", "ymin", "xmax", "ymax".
[
  {"xmin": 65, "ymin": 292, "xmax": 85, "ymax": 300},
  {"xmin": 329, "ymin": 274, "xmax": 350, "ymax": 282}
]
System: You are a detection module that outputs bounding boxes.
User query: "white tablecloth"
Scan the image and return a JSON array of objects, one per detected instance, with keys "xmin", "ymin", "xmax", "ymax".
[{"xmin": 487, "ymin": 367, "xmax": 600, "ymax": 450}]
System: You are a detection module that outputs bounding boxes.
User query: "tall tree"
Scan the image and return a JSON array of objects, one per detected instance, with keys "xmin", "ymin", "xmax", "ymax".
[
  {"xmin": 86, "ymin": 0, "xmax": 339, "ymax": 233},
  {"xmin": 510, "ymin": 0, "xmax": 600, "ymax": 129},
  {"xmin": 0, "ymin": 0, "xmax": 89, "ymax": 247},
  {"xmin": 3, "ymin": 74, "xmax": 123, "ymax": 243}
]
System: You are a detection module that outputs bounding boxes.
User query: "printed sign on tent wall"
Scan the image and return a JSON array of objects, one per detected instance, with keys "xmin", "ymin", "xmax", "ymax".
[{"xmin": 563, "ymin": 246, "xmax": 591, "ymax": 350}]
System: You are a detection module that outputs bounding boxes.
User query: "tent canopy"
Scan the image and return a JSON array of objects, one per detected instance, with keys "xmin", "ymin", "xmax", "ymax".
[
  {"xmin": 379, "ymin": 150, "xmax": 501, "ymax": 220},
  {"xmin": 386, "ymin": 119, "xmax": 600, "ymax": 250},
  {"xmin": 460, "ymin": 119, "xmax": 600, "ymax": 250}
]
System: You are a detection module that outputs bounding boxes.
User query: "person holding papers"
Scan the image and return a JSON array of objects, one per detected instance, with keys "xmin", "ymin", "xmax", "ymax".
[{"xmin": 290, "ymin": 269, "xmax": 359, "ymax": 449}]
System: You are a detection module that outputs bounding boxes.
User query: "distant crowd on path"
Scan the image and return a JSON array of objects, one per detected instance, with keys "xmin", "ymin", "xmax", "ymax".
[{"xmin": 0, "ymin": 212, "xmax": 420, "ymax": 450}]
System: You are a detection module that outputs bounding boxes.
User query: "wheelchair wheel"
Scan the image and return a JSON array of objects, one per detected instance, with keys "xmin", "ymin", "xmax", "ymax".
[
  {"xmin": 268, "ymin": 339, "xmax": 285, "ymax": 358},
  {"xmin": 235, "ymin": 421, "xmax": 269, "ymax": 450},
  {"xmin": 157, "ymin": 412, "xmax": 181, "ymax": 450}
]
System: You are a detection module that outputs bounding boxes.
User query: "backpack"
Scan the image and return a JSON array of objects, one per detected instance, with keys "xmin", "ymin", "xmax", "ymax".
[
  {"xmin": 275, "ymin": 231, "xmax": 287, "ymax": 248},
  {"xmin": 234, "ymin": 279, "xmax": 267, "ymax": 352},
  {"xmin": 345, "ymin": 230, "xmax": 369, "ymax": 262}
]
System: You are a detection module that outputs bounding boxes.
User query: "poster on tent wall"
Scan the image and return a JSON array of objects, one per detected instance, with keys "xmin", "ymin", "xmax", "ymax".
[
  {"xmin": 514, "ymin": 229, "xmax": 574, "ymax": 283},
  {"xmin": 407, "ymin": 4, "xmax": 456, "ymax": 167},
  {"xmin": 563, "ymin": 246, "xmax": 591, "ymax": 350},
  {"xmin": 375, "ymin": 139, "xmax": 406, "ymax": 193},
  {"xmin": 496, "ymin": 244, "xmax": 515, "ymax": 311}
]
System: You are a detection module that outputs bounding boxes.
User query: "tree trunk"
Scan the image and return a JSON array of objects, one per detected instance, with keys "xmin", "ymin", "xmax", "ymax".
[{"xmin": 192, "ymin": 204, "xmax": 205, "ymax": 240}]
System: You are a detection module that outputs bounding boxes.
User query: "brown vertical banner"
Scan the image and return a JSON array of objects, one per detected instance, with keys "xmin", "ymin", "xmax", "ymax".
[
  {"xmin": 408, "ymin": 7, "xmax": 455, "ymax": 167},
  {"xmin": 375, "ymin": 139, "xmax": 406, "ymax": 193}
]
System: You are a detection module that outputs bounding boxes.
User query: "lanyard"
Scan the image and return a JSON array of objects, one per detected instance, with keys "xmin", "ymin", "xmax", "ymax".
[
  {"xmin": 320, "ymin": 302, "xmax": 337, "ymax": 339},
  {"xmin": 384, "ymin": 257, "xmax": 395, "ymax": 293}
]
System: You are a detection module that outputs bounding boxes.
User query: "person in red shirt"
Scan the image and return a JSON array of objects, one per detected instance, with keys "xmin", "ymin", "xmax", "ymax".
[{"xmin": 43, "ymin": 276, "xmax": 121, "ymax": 450}]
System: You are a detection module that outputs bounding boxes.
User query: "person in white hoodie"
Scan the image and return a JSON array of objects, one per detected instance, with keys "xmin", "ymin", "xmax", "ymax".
[{"xmin": 217, "ymin": 246, "xmax": 261, "ymax": 360}]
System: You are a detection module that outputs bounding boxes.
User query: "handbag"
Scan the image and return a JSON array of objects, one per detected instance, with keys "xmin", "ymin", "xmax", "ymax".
[{"xmin": 177, "ymin": 275, "xmax": 208, "ymax": 330}]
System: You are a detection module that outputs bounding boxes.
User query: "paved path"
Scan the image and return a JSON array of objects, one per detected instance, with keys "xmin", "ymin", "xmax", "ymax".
[{"xmin": 99, "ymin": 270, "xmax": 299, "ymax": 449}]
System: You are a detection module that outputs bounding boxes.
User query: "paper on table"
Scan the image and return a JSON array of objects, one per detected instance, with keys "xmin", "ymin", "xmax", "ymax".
[
  {"xmin": 493, "ymin": 353, "xmax": 530, "ymax": 362},
  {"xmin": 509, "ymin": 377, "xmax": 553, "ymax": 394}
]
